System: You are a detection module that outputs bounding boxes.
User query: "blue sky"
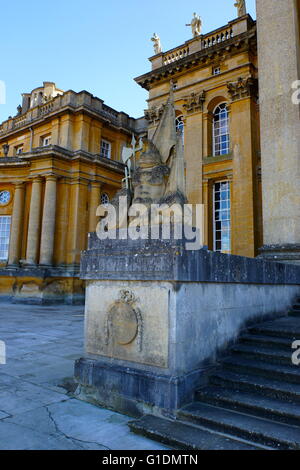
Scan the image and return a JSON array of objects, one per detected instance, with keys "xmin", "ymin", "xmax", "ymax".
[{"xmin": 0, "ymin": 0, "xmax": 256, "ymax": 121}]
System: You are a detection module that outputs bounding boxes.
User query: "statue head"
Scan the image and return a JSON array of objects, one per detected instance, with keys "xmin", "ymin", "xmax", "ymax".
[{"xmin": 132, "ymin": 141, "xmax": 169, "ymax": 206}]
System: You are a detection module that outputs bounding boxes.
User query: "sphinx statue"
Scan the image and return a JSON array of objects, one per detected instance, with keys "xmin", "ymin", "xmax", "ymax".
[{"xmin": 97, "ymin": 85, "xmax": 187, "ymax": 233}]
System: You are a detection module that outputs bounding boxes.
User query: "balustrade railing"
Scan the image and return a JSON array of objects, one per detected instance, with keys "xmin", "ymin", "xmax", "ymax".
[{"xmin": 163, "ymin": 46, "xmax": 190, "ymax": 65}]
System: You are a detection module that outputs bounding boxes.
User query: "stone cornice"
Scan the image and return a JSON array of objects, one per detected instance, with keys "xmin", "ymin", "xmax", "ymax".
[
  {"xmin": 135, "ymin": 27, "xmax": 257, "ymax": 91},
  {"xmin": 0, "ymin": 145, "xmax": 125, "ymax": 174}
]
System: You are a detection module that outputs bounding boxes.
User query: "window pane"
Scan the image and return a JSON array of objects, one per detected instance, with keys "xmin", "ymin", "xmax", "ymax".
[
  {"xmin": 100, "ymin": 140, "xmax": 111, "ymax": 159},
  {"xmin": 0, "ymin": 216, "xmax": 11, "ymax": 260},
  {"xmin": 213, "ymin": 182, "xmax": 231, "ymax": 253},
  {"xmin": 213, "ymin": 104, "xmax": 230, "ymax": 156}
]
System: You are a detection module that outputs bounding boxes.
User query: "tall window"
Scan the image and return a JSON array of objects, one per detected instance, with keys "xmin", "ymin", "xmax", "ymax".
[
  {"xmin": 213, "ymin": 103, "xmax": 229, "ymax": 156},
  {"xmin": 100, "ymin": 139, "xmax": 111, "ymax": 159},
  {"xmin": 0, "ymin": 216, "xmax": 11, "ymax": 260},
  {"xmin": 175, "ymin": 115, "xmax": 184, "ymax": 143},
  {"xmin": 213, "ymin": 181, "xmax": 231, "ymax": 253}
]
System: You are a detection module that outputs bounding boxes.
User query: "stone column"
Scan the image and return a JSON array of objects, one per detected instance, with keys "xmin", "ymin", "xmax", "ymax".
[
  {"xmin": 227, "ymin": 79, "xmax": 258, "ymax": 258},
  {"xmin": 26, "ymin": 177, "xmax": 43, "ymax": 265},
  {"xmin": 66, "ymin": 178, "xmax": 89, "ymax": 265},
  {"xmin": 8, "ymin": 182, "xmax": 25, "ymax": 266},
  {"xmin": 184, "ymin": 111, "xmax": 203, "ymax": 205},
  {"xmin": 88, "ymin": 181, "xmax": 102, "ymax": 233},
  {"xmin": 40, "ymin": 175, "xmax": 57, "ymax": 266},
  {"xmin": 256, "ymin": 0, "xmax": 300, "ymax": 263}
]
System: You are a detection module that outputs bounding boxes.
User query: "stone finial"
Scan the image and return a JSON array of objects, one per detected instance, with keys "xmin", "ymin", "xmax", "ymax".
[
  {"xmin": 186, "ymin": 13, "xmax": 202, "ymax": 38},
  {"xmin": 151, "ymin": 33, "xmax": 162, "ymax": 55},
  {"xmin": 234, "ymin": 0, "xmax": 246, "ymax": 17},
  {"xmin": 17, "ymin": 105, "xmax": 22, "ymax": 115}
]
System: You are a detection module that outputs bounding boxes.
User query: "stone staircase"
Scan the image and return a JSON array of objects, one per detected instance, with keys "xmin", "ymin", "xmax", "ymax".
[{"xmin": 129, "ymin": 298, "xmax": 300, "ymax": 450}]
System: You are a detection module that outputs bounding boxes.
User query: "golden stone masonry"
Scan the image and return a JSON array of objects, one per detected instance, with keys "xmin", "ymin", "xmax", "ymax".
[{"xmin": 0, "ymin": 0, "xmax": 299, "ymax": 303}]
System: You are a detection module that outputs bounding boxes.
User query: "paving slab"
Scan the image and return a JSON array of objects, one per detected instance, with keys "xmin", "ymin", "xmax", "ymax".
[{"xmin": 0, "ymin": 302, "xmax": 169, "ymax": 450}]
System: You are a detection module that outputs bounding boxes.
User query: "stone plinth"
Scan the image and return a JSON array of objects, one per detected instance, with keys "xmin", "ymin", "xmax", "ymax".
[{"xmin": 75, "ymin": 232, "xmax": 300, "ymax": 416}]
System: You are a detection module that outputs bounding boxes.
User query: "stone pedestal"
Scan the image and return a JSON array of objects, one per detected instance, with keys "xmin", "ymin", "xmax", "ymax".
[{"xmin": 75, "ymin": 232, "xmax": 300, "ymax": 416}]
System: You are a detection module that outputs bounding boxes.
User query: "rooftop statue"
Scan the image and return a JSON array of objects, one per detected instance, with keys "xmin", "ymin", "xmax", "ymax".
[
  {"xmin": 151, "ymin": 33, "xmax": 162, "ymax": 55},
  {"xmin": 234, "ymin": 0, "xmax": 246, "ymax": 17},
  {"xmin": 186, "ymin": 13, "xmax": 202, "ymax": 38}
]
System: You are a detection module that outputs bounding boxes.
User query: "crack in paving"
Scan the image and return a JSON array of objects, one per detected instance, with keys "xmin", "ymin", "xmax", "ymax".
[{"xmin": 45, "ymin": 405, "xmax": 111, "ymax": 450}]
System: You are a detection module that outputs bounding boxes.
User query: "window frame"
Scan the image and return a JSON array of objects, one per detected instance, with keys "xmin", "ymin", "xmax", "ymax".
[
  {"xmin": 212, "ymin": 103, "xmax": 230, "ymax": 156},
  {"xmin": 0, "ymin": 215, "xmax": 11, "ymax": 261},
  {"xmin": 213, "ymin": 180, "xmax": 231, "ymax": 254},
  {"xmin": 100, "ymin": 139, "xmax": 112, "ymax": 159},
  {"xmin": 42, "ymin": 135, "xmax": 52, "ymax": 147},
  {"xmin": 100, "ymin": 193, "xmax": 110, "ymax": 206},
  {"xmin": 175, "ymin": 115, "xmax": 184, "ymax": 144}
]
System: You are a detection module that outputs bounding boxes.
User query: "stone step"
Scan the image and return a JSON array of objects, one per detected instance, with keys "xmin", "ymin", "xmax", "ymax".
[
  {"xmin": 230, "ymin": 343, "xmax": 293, "ymax": 365},
  {"xmin": 249, "ymin": 318, "xmax": 300, "ymax": 340},
  {"xmin": 128, "ymin": 414, "xmax": 261, "ymax": 450},
  {"xmin": 210, "ymin": 369, "xmax": 300, "ymax": 402},
  {"xmin": 178, "ymin": 402, "xmax": 300, "ymax": 450},
  {"xmin": 240, "ymin": 333, "xmax": 293, "ymax": 351},
  {"xmin": 289, "ymin": 309, "xmax": 300, "ymax": 318},
  {"xmin": 196, "ymin": 386, "xmax": 300, "ymax": 426},
  {"xmin": 222, "ymin": 356, "xmax": 300, "ymax": 384}
]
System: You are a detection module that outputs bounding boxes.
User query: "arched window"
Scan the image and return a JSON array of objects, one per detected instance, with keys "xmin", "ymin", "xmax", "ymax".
[
  {"xmin": 213, "ymin": 103, "xmax": 230, "ymax": 156},
  {"xmin": 100, "ymin": 193, "xmax": 110, "ymax": 206},
  {"xmin": 175, "ymin": 115, "xmax": 184, "ymax": 143}
]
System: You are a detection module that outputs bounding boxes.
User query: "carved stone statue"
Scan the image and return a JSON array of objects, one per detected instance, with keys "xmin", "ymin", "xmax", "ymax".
[
  {"xmin": 234, "ymin": 0, "xmax": 246, "ymax": 17},
  {"xmin": 151, "ymin": 33, "xmax": 162, "ymax": 55},
  {"xmin": 97, "ymin": 85, "xmax": 187, "ymax": 231},
  {"xmin": 186, "ymin": 13, "xmax": 202, "ymax": 38}
]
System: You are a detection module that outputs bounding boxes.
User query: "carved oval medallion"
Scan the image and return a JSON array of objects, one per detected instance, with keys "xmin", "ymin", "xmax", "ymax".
[{"xmin": 109, "ymin": 301, "xmax": 138, "ymax": 346}]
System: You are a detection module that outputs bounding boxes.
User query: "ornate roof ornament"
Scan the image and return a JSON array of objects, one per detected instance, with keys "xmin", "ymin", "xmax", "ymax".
[
  {"xmin": 151, "ymin": 33, "xmax": 162, "ymax": 55},
  {"xmin": 186, "ymin": 13, "xmax": 202, "ymax": 38},
  {"xmin": 234, "ymin": 0, "xmax": 247, "ymax": 18}
]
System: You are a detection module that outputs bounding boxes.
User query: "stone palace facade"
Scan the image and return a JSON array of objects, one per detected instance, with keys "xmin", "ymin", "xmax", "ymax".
[{"xmin": 0, "ymin": 0, "xmax": 299, "ymax": 303}]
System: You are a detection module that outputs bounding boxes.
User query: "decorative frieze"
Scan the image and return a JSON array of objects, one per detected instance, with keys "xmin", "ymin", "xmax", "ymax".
[
  {"xmin": 183, "ymin": 90, "xmax": 206, "ymax": 113},
  {"xmin": 227, "ymin": 76, "xmax": 258, "ymax": 101}
]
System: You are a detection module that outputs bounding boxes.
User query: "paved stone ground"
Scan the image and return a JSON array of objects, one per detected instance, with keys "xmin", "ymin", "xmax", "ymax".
[{"xmin": 0, "ymin": 303, "xmax": 169, "ymax": 450}]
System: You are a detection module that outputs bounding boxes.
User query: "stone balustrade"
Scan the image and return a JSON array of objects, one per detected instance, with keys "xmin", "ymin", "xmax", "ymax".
[
  {"xmin": 202, "ymin": 27, "xmax": 233, "ymax": 49},
  {"xmin": 0, "ymin": 90, "xmax": 136, "ymax": 136},
  {"xmin": 163, "ymin": 46, "xmax": 190, "ymax": 66},
  {"xmin": 149, "ymin": 15, "xmax": 254, "ymax": 71}
]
